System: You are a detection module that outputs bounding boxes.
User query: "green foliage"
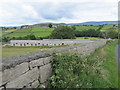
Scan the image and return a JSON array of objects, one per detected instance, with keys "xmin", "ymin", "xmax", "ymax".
[
  {"xmin": 2, "ymin": 34, "xmax": 43, "ymax": 42},
  {"xmin": 2, "ymin": 37, "xmax": 10, "ymax": 42},
  {"xmin": 3, "ymin": 28, "xmax": 53, "ymax": 38},
  {"xmin": 75, "ymin": 29, "xmax": 102, "ymax": 37},
  {"xmin": 31, "ymin": 28, "xmax": 53, "ymax": 32},
  {"xmin": 102, "ymin": 30, "xmax": 118, "ymax": 39},
  {"xmin": 49, "ymin": 53, "xmax": 110, "ymax": 88},
  {"xmin": 97, "ymin": 25, "xmax": 104, "ymax": 30},
  {"xmin": 49, "ymin": 23, "xmax": 53, "ymax": 28},
  {"xmin": 2, "ymin": 25, "xmax": 118, "ymax": 39},
  {"xmin": 48, "ymin": 40, "xmax": 118, "ymax": 88},
  {"xmin": 71, "ymin": 26, "xmax": 76, "ymax": 30},
  {"xmin": 50, "ymin": 26, "xmax": 76, "ymax": 39},
  {"xmin": 75, "ymin": 25, "xmax": 99, "ymax": 31},
  {"xmin": 25, "ymin": 34, "xmax": 36, "ymax": 40}
]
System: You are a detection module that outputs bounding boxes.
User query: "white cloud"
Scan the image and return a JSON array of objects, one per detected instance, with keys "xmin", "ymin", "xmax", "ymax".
[{"xmin": 0, "ymin": 0, "xmax": 119, "ymax": 26}]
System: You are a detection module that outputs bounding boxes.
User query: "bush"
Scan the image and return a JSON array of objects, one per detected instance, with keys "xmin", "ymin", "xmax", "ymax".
[{"xmin": 48, "ymin": 52, "xmax": 111, "ymax": 88}]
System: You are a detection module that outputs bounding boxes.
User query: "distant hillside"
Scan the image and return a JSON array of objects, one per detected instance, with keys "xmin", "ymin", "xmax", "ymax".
[
  {"xmin": 3, "ymin": 21, "xmax": 118, "ymax": 28},
  {"xmin": 33, "ymin": 21, "xmax": 118, "ymax": 26},
  {"xmin": 68, "ymin": 21, "xmax": 118, "ymax": 25},
  {"xmin": 20, "ymin": 21, "xmax": 118, "ymax": 28}
]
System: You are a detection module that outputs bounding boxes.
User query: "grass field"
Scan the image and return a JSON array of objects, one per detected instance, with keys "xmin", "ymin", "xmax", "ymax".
[
  {"xmin": 4, "ymin": 33, "xmax": 30, "ymax": 37},
  {"xmin": 100, "ymin": 25, "xmax": 118, "ymax": 32},
  {"xmin": 14, "ymin": 29, "xmax": 31, "ymax": 33},
  {"xmin": 2, "ymin": 28, "xmax": 53, "ymax": 37},
  {"xmin": 2, "ymin": 25, "xmax": 118, "ymax": 38},
  {"xmin": 31, "ymin": 28, "xmax": 54, "ymax": 32},
  {"xmin": 3, "ymin": 29, "xmax": 17, "ymax": 33},
  {"xmin": 2, "ymin": 47, "xmax": 46, "ymax": 58},
  {"xmin": 75, "ymin": 26, "xmax": 99, "ymax": 31},
  {"xmin": 2, "ymin": 45, "xmax": 69, "ymax": 58},
  {"xmin": 49, "ymin": 40, "xmax": 118, "ymax": 88},
  {"xmin": 32, "ymin": 32, "xmax": 52, "ymax": 37},
  {"xmin": 76, "ymin": 37, "xmax": 101, "ymax": 39}
]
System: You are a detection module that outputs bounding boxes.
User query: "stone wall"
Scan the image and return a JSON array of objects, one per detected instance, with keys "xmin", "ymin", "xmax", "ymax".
[{"xmin": 0, "ymin": 39, "xmax": 108, "ymax": 89}]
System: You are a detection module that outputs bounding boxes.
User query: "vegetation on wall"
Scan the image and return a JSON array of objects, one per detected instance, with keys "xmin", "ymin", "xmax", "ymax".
[{"xmin": 48, "ymin": 40, "xmax": 118, "ymax": 88}]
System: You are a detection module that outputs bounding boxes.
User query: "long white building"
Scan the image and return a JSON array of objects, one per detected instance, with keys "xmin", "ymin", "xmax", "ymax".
[{"xmin": 10, "ymin": 39, "xmax": 92, "ymax": 46}]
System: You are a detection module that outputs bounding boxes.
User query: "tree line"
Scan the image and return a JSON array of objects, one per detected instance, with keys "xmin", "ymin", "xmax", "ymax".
[
  {"xmin": 2, "ymin": 25, "xmax": 119, "ymax": 42},
  {"xmin": 50, "ymin": 26, "xmax": 118, "ymax": 39}
]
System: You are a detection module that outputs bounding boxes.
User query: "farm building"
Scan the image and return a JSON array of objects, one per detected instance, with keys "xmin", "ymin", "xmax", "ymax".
[{"xmin": 10, "ymin": 39, "xmax": 92, "ymax": 46}]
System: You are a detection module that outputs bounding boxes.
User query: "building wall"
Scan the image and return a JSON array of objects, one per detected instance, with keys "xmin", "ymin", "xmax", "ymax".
[
  {"xmin": 0, "ymin": 40, "xmax": 107, "ymax": 89},
  {"xmin": 10, "ymin": 40, "xmax": 93, "ymax": 46}
]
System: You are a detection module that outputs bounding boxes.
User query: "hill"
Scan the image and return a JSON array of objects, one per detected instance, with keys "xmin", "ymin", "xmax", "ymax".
[{"xmin": 68, "ymin": 21, "xmax": 118, "ymax": 25}]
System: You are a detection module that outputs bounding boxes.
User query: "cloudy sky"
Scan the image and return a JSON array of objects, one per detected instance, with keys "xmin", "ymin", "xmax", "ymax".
[{"xmin": 0, "ymin": 0, "xmax": 119, "ymax": 26}]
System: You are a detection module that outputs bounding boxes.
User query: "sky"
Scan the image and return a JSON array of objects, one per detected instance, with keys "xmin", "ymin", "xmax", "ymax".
[{"xmin": 0, "ymin": 0, "xmax": 119, "ymax": 26}]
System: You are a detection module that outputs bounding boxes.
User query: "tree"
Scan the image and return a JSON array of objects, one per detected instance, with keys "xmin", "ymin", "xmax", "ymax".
[
  {"xmin": 97, "ymin": 25, "xmax": 104, "ymax": 31},
  {"xmin": 102, "ymin": 30, "xmax": 118, "ymax": 39},
  {"xmin": 50, "ymin": 26, "xmax": 76, "ymax": 39},
  {"xmin": 74, "ymin": 29, "xmax": 102, "ymax": 37},
  {"xmin": 25, "ymin": 34, "xmax": 36, "ymax": 40},
  {"xmin": 49, "ymin": 24, "xmax": 53, "ymax": 28},
  {"xmin": 106, "ymin": 30, "xmax": 118, "ymax": 39},
  {"xmin": 71, "ymin": 26, "xmax": 76, "ymax": 30}
]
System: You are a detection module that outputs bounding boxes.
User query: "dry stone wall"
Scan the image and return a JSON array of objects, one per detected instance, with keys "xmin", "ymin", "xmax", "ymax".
[{"xmin": 0, "ymin": 39, "xmax": 108, "ymax": 89}]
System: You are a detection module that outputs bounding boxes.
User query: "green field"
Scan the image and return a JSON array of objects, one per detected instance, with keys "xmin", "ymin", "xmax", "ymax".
[
  {"xmin": 2, "ymin": 25, "xmax": 118, "ymax": 38},
  {"xmin": 2, "ymin": 47, "xmax": 46, "ymax": 58},
  {"xmin": 76, "ymin": 37, "xmax": 101, "ymax": 39},
  {"xmin": 14, "ymin": 29, "xmax": 31, "ymax": 33},
  {"xmin": 2, "ymin": 28, "xmax": 54, "ymax": 37},
  {"xmin": 4, "ymin": 33, "xmax": 30, "ymax": 37},
  {"xmin": 32, "ymin": 32, "xmax": 52, "ymax": 37},
  {"xmin": 75, "ymin": 25, "xmax": 99, "ymax": 31},
  {"xmin": 31, "ymin": 28, "xmax": 54, "ymax": 32},
  {"xmin": 2, "ymin": 45, "xmax": 69, "ymax": 58},
  {"xmin": 49, "ymin": 40, "xmax": 118, "ymax": 88},
  {"xmin": 100, "ymin": 25, "xmax": 118, "ymax": 32}
]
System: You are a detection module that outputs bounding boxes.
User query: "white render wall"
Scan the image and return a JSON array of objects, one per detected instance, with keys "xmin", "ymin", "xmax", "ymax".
[{"xmin": 10, "ymin": 39, "xmax": 93, "ymax": 46}]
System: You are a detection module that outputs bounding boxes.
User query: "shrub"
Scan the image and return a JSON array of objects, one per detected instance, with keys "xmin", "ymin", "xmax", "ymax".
[{"xmin": 48, "ymin": 52, "xmax": 111, "ymax": 88}]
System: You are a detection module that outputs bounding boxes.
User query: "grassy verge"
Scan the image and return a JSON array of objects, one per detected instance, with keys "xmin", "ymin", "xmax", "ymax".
[
  {"xmin": 2, "ymin": 45, "xmax": 69, "ymax": 58},
  {"xmin": 48, "ymin": 40, "xmax": 118, "ymax": 88}
]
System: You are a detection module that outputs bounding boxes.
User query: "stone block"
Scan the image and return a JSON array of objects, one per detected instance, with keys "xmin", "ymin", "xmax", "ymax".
[
  {"xmin": 43, "ymin": 56, "xmax": 52, "ymax": 65},
  {"xmin": 29, "ymin": 58, "xmax": 44, "ymax": 69},
  {"xmin": 25, "ymin": 84, "xmax": 32, "ymax": 88},
  {"xmin": 39, "ymin": 63, "xmax": 52, "ymax": 83},
  {"xmin": 31, "ymin": 80, "xmax": 40, "ymax": 88},
  {"xmin": 2, "ymin": 62, "xmax": 29, "ymax": 84},
  {"xmin": 0, "ymin": 86, "xmax": 4, "ymax": 90},
  {"xmin": 6, "ymin": 67, "xmax": 39, "ymax": 88}
]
